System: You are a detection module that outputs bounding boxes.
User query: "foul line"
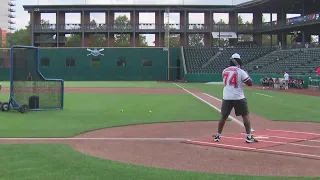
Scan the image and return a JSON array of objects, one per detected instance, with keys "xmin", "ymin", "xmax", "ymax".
[
  {"xmin": 222, "ymin": 136, "xmax": 320, "ymax": 149},
  {"xmin": 240, "ymin": 133, "xmax": 320, "ymax": 143},
  {"xmin": 185, "ymin": 140, "xmax": 320, "ymax": 159},
  {"xmin": 202, "ymin": 93, "xmax": 256, "ymax": 132},
  {"xmin": 0, "ymin": 137, "xmax": 186, "ymax": 141},
  {"xmin": 202, "ymin": 93, "xmax": 222, "ymax": 102},
  {"xmin": 267, "ymin": 129, "xmax": 320, "ymax": 136},
  {"xmin": 172, "ymin": 83, "xmax": 247, "ymax": 129},
  {"xmin": 255, "ymin": 93, "xmax": 273, "ymax": 97}
]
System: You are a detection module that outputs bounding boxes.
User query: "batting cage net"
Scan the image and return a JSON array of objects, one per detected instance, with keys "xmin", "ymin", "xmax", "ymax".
[{"xmin": 9, "ymin": 45, "xmax": 64, "ymax": 110}]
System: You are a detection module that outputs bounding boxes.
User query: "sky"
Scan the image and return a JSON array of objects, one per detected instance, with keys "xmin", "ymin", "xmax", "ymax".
[{"xmin": 14, "ymin": 0, "xmax": 300, "ymax": 45}]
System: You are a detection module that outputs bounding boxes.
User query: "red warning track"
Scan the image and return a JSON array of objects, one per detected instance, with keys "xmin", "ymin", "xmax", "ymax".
[{"xmin": 182, "ymin": 129, "xmax": 320, "ymax": 160}]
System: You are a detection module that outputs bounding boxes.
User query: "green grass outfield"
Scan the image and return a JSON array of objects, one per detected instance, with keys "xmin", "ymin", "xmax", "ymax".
[
  {"xmin": 180, "ymin": 83, "xmax": 320, "ymax": 122},
  {"xmin": 0, "ymin": 81, "xmax": 319, "ymax": 180}
]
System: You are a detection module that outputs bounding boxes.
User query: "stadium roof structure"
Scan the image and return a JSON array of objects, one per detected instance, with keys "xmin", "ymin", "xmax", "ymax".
[
  {"xmin": 236, "ymin": 0, "xmax": 319, "ymax": 13},
  {"xmin": 23, "ymin": 0, "xmax": 317, "ymax": 13}
]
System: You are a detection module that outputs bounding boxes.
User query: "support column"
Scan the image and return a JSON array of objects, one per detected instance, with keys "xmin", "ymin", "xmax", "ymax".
[
  {"xmin": 155, "ymin": 11, "xmax": 163, "ymax": 26},
  {"xmin": 31, "ymin": 11, "xmax": 41, "ymax": 46},
  {"xmin": 180, "ymin": 10, "xmax": 188, "ymax": 46},
  {"xmin": 277, "ymin": 32, "xmax": 287, "ymax": 46},
  {"xmin": 155, "ymin": 34, "xmax": 164, "ymax": 47},
  {"xmin": 253, "ymin": 12, "xmax": 262, "ymax": 45},
  {"xmin": 155, "ymin": 10, "xmax": 164, "ymax": 47},
  {"xmin": 130, "ymin": 11, "xmax": 139, "ymax": 47},
  {"xmin": 277, "ymin": 9, "xmax": 286, "ymax": 25},
  {"xmin": 81, "ymin": 11, "xmax": 90, "ymax": 47},
  {"xmin": 57, "ymin": 11, "xmax": 66, "ymax": 47},
  {"xmin": 180, "ymin": 34, "xmax": 184, "ymax": 46},
  {"xmin": 302, "ymin": 31, "xmax": 311, "ymax": 43},
  {"xmin": 106, "ymin": 10, "xmax": 114, "ymax": 47},
  {"xmin": 105, "ymin": 11, "xmax": 109, "ymax": 47},
  {"xmin": 229, "ymin": 11, "xmax": 237, "ymax": 25},
  {"xmin": 204, "ymin": 11, "xmax": 211, "ymax": 47},
  {"xmin": 135, "ymin": 33, "xmax": 140, "ymax": 47},
  {"xmin": 229, "ymin": 11, "xmax": 238, "ymax": 46},
  {"xmin": 34, "ymin": 12, "xmax": 41, "ymax": 24}
]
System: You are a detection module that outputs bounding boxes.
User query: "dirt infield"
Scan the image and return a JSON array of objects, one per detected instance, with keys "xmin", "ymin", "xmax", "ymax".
[
  {"xmin": 0, "ymin": 87, "xmax": 320, "ymax": 177},
  {"xmin": 0, "ymin": 87, "xmax": 199, "ymax": 94}
]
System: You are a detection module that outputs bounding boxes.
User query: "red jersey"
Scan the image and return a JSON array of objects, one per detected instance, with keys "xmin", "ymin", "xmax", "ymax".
[
  {"xmin": 289, "ymin": 78, "xmax": 294, "ymax": 83},
  {"xmin": 316, "ymin": 67, "xmax": 320, "ymax": 76}
]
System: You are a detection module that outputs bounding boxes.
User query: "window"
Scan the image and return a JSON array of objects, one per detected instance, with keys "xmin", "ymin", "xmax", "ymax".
[
  {"xmin": 117, "ymin": 57, "xmax": 126, "ymax": 67},
  {"xmin": 40, "ymin": 57, "xmax": 50, "ymax": 68},
  {"xmin": 0, "ymin": 58, "xmax": 4, "ymax": 68},
  {"xmin": 142, "ymin": 58, "xmax": 152, "ymax": 66},
  {"xmin": 66, "ymin": 57, "xmax": 76, "ymax": 67},
  {"xmin": 91, "ymin": 58, "xmax": 100, "ymax": 68}
]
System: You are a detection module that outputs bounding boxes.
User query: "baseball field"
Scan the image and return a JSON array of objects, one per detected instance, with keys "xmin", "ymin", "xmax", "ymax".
[{"xmin": 0, "ymin": 81, "xmax": 319, "ymax": 180}]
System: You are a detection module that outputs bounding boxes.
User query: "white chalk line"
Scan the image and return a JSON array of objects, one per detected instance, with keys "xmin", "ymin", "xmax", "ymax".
[
  {"xmin": 0, "ymin": 137, "xmax": 186, "ymax": 141},
  {"xmin": 255, "ymin": 93, "xmax": 273, "ymax": 97},
  {"xmin": 222, "ymin": 135, "xmax": 320, "ymax": 149},
  {"xmin": 201, "ymin": 92, "xmax": 256, "ymax": 132},
  {"xmin": 185, "ymin": 140, "xmax": 320, "ymax": 159},
  {"xmin": 240, "ymin": 133, "xmax": 320, "ymax": 143},
  {"xmin": 267, "ymin": 129, "xmax": 320, "ymax": 136},
  {"xmin": 172, "ymin": 83, "xmax": 247, "ymax": 129},
  {"xmin": 202, "ymin": 93, "xmax": 222, "ymax": 102}
]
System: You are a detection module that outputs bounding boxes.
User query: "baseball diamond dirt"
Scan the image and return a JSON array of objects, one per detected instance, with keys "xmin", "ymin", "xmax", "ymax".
[{"xmin": 0, "ymin": 87, "xmax": 320, "ymax": 177}]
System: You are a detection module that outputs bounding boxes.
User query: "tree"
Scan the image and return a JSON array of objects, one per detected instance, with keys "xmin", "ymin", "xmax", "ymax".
[
  {"xmin": 6, "ymin": 20, "xmax": 50, "ymax": 47},
  {"xmin": 65, "ymin": 34, "xmax": 81, "ymax": 47},
  {"xmin": 169, "ymin": 34, "xmax": 180, "ymax": 47},
  {"xmin": 212, "ymin": 19, "xmax": 229, "ymax": 47},
  {"xmin": 188, "ymin": 25, "xmax": 204, "ymax": 46},
  {"xmin": 88, "ymin": 20, "xmax": 106, "ymax": 47},
  {"xmin": 237, "ymin": 16, "xmax": 253, "ymax": 42},
  {"xmin": 113, "ymin": 15, "xmax": 148, "ymax": 47}
]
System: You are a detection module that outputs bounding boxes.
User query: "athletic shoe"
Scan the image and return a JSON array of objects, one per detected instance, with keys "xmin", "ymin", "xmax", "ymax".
[
  {"xmin": 213, "ymin": 134, "xmax": 221, "ymax": 142},
  {"xmin": 246, "ymin": 135, "xmax": 258, "ymax": 143}
]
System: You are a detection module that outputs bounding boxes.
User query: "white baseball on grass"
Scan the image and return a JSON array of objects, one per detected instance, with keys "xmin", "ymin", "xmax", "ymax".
[
  {"xmin": 149, "ymin": 110, "xmax": 152, "ymax": 113},
  {"xmin": 120, "ymin": 109, "xmax": 123, "ymax": 112}
]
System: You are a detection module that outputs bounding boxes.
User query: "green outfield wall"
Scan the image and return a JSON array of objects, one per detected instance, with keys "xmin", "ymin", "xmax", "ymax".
[
  {"xmin": 0, "ymin": 47, "xmax": 315, "ymax": 88},
  {"xmin": 0, "ymin": 48, "xmax": 180, "ymax": 81}
]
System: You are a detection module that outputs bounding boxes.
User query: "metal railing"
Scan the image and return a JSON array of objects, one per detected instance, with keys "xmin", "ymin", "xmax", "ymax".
[{"xmin": 33, "ymin": 23, "xmax": 254, "ymax": 32}]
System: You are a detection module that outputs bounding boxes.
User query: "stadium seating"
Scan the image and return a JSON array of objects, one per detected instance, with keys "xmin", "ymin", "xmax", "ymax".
[
  {"xmin": 243, "ymin": 49, "xmax": 300, "ymax": 72},
  {"xmin": 183, "ymin": 46, "xmax": 274, "ymax": 73},
  {"xmin": 183, "ymin": 46, "xmax": 320, "ymax": 76},
  {"xmin": 251, "ymin": 48, "xmax": 320, "ymax": 75},
  {"xmin": 183, "ymin": 47, "xmax": 219, "ymax": 73}
]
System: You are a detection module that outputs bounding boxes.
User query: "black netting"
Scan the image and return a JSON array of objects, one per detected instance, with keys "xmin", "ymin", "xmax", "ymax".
[{"xmin": 11, "ymin": 47, "xmax": 63, "ymax": 109}]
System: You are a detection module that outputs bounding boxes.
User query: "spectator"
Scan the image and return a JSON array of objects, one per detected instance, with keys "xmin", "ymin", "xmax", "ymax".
[
  {"xmin": 289, "ymin": 77, "xmax": 295, "ymax": 88},
  {"xmin": 274, "ymin": 77, "xmax": 280, "ymax": 89},
  {"xmin": 262, "ymin": 76, "xmax": 269, "ymax": 89},
  {"xmin": 316, "ymin": 66, "xmax": 320, "ymax": 77},
  {"xmin": 268, "ymin": 77, "xmax": 274, "ymax": 89},
  {"xmin": 295, "ymin": 76, "xmax": 303, "ymax": 89},
  {"xmin": 283, "ymin": 72, "xmax": 289, "ymax": 90},
  {"xmin": 27, "ymin": 73, "xmax": 32, "ymax": 81}
]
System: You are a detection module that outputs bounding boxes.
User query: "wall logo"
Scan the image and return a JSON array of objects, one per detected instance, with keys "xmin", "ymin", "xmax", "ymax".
[{"xmin": 87, "ymin": 48, "xmax": 104, "ymax": 56}]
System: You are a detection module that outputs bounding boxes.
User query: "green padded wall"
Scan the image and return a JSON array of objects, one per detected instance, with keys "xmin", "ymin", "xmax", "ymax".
[
  {"xmin": 0, "ymin": 47, "xmax": 181, "ymax": 81},
  {"xmin": 39, "ymin": 48, "xmax": 179, "ymax": 81}
]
